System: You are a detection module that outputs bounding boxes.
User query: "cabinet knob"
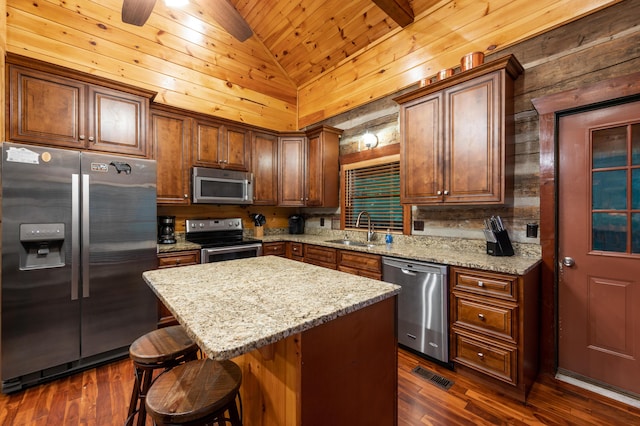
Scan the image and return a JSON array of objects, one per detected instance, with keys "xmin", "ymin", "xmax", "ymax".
[
  {"xmin": 79, "ymin": 135, "xmax": 85, "ymax": 140},
  {"xmin": 88, "ymin": 136, "xmax": 95, "ymax": 142},
  {"xmin": 477, "ymin": 352, "xmax": 484, "ymax": 359},
  {"xmin": 437, "ymin": 190, "xmax": 442, "ymax": 195},
  {"xmin": 444, "ymin": 190, "xmax": 449, "ymax": 195},
  {"xmin": 478, "ymin": 313, "xmax": 485, "ymax": 320},
  {"xmin": 184, "ymin": 194, "xmax": 188, "ymax": 198},
  {"xmin": 477, "ymin": 281, "xmax": 484, "ymax": 287}
]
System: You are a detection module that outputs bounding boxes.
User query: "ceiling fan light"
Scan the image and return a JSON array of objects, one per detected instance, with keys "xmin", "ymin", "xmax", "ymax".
[{"xmin": 164, "ymin": 0, "xmax": 189, "ymax": 8}]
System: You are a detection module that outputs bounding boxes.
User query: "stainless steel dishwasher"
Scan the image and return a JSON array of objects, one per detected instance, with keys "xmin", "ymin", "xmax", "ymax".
[{"xmin": 382, "ymin": 257, "xmax": 448, "ymax": 362}]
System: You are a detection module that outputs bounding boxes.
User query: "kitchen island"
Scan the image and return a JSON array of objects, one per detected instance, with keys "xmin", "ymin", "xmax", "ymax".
[{"xmin": 142, "ymin": 256, "xmax": 401, "ymax": 426}]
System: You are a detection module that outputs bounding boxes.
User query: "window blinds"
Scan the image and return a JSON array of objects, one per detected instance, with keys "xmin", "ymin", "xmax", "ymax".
[{"xmin": 344, "ymin": 160, "xmax": 403, "ymax": 232}]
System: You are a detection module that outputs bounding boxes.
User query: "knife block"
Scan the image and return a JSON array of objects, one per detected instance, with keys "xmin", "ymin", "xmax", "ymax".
[
  {"xmin": 254, "ymin": 226, "xmax": 264, "ymax": 238},
  {"xmin": 486, "ymin": 229, "xmax": 514, "ymax": 256}
]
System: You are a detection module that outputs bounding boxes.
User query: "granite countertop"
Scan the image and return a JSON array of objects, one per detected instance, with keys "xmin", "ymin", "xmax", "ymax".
[{"xmin": 143, "ymin": 256, "xmax": 400, "ymax": 360}]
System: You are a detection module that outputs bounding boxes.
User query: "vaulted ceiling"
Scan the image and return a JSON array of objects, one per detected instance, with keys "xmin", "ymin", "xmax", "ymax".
[{"xmin": 5, "ymin": 0, "xmax": 622, "ymax": 131}]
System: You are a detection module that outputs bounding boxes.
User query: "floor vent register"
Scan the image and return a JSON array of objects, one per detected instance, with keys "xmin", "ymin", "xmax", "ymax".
[{"xmin": 411, "ymin": 366, "xmax": 454, "ymax": 391}]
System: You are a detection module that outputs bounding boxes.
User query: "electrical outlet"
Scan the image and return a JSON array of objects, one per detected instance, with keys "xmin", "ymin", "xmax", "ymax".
[
  {"xmin": 413, "ymin": 220, "xmax": 424, "ymax": 231},
  {"xmin": 320, "ymin": 218, "xmax": 325, "ymax": 227}
]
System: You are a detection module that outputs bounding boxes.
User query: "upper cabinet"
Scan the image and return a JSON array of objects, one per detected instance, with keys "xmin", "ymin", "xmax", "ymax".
[
  {"xmin": 7, "ymin": 56, "xmax": 153, "ymax": 157},
  {"xmin": 395, "ymin": 55, "xmax": 523, "ymax": 205},
  {"xmin": 192, "ymin": 118, "xmax": 250, "ymax": 171},
  {"xmin": 277, "ymin": 126, "xmax": 342, "ymax": 207},
  {"xmin": 251, "ymin": 131, "xmax": 279, "ymax": 206},
  {"xmin": 151, "ymin": 105, "xmax": 192, "ymax": 205}
]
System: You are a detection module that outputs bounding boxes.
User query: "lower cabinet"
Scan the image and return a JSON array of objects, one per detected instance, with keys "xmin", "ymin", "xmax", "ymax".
[
  {"xmin": 156, "ymin": 250, "xmax": 200, "ymax": 327},
  {"xmin": 288, "ymin": 242, "xmax": 304, "ymax": 261},
  {"xmin": 337, "ymin": 250, "xmax": 382, "ymax": 280},
  {"xmin": 449, "ymin": 265, "xmax": 540, "ymax": 402},
  {"xmin": 262, "ymin": 242, "xmax": 287, "ymax": 257},
  {"xmin": 303, "ymin": 244, "xmax": 337, "ymax": 269}
]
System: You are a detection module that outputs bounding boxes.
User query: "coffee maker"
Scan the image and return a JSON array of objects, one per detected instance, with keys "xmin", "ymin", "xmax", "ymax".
[{"xmin": 157, "ymin": 216, "xmax": 177, "ymax": 244}]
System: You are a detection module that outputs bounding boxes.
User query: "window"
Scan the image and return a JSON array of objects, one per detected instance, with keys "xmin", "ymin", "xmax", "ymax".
[{"xmin": 342, "ymin": 154, "xmax": 403, "ymax": 233}]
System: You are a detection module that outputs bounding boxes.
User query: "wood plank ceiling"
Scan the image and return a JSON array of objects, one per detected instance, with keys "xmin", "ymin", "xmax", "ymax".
[{"xmin": 5, "ymin": 0, "xmax": 622, "ymax": 131}]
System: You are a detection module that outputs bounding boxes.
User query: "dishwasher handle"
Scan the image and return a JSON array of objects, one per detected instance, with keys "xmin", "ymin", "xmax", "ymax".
[{"xmin": 401, "ymin": 268, "xmax": 417, "ymax": 276}]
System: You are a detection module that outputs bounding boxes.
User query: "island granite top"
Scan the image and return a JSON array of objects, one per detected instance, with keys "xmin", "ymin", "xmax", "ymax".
[{"xmin": 143, "ymin": 256, "xmax": 400, "ymax": 360}]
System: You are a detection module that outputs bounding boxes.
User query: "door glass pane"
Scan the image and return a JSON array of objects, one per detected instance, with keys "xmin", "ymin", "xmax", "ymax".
[
  {"xmin": 633, "ymin": 169, "xmax": 640, "ymax": 210},
  {"xmin": 593, "ymin": 213, "xmax": 627, "ymax": 252},
  {"xmin": 632, "ymin": 124, "xmax": 640, "ymax": 165},
  {"xmin": 593, "ymin": 126, "xmax": 628, "ymax": 168},
  {"xmin": 633, "ymin": 214, "xmax": 640, "ymax": 254},
  {"xmin": 592, "ymin": 170, "xmax": 627, "ymax": 210}
]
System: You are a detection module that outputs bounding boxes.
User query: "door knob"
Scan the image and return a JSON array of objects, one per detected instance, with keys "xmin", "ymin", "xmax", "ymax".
[{"xmin": 562, "ymin": 257, "xmax": 575, "ymax": 267}]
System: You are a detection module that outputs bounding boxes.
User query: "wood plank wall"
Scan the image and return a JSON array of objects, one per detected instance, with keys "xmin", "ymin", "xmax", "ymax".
[{"xmin": 315, "ymin": 0, "xmax": 640, "ymax": 247}]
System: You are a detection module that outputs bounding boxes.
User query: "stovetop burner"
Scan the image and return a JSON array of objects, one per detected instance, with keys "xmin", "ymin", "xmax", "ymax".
[{"xmin": 185, "ymin": 218, "xmax": 261, "ymax": 248}]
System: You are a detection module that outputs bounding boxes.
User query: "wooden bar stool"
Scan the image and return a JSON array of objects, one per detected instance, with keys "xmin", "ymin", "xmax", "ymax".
[
  {"xmin": 126, "ymin": 325, "xmax": 200, "ymax": 426},
  {"xmin": 145, "ymin": 359, "xmax": 242, "ymax": 426}
]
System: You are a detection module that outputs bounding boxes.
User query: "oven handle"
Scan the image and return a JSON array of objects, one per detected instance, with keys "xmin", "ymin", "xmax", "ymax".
[{"xmin": 201, "ymin": 243, "xmax": 263, "ymax": 262}]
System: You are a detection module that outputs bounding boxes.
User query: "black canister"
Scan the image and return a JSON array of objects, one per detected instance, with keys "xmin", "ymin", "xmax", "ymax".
[{"xmin": 158, "ymin": 216, "xmax": 177, "ymax": 244}]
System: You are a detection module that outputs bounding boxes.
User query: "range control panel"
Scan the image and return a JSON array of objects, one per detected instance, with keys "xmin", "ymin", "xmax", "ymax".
[{"xmin": 185, "ymin": 218, "xmax": 243, "ymax": 234}]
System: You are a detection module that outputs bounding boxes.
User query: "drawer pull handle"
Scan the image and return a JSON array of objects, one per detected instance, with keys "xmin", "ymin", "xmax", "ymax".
[
  {"xmin": 477, "ymin": 281, "xmax": 484, "ymax": 287},
  {"xmin": 175, "ymin": 259, "xmax": 181, "ymax": 265},
  {"xmin": 477, "ymin": 352, "xmax": 484, "ymax": 359},
  {"xmin": 478, "ymin": 313, "xmax": 485, "ymax": 320}
]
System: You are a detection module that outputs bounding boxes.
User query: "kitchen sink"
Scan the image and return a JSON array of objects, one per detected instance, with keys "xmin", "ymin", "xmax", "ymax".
[{"xmin": 325, "ymin": 239, "xmax": 378, "ymax": 248}]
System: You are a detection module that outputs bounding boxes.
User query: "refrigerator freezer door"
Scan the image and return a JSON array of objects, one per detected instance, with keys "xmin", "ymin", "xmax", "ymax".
[
  {"xmin": 1, "ymin": 143, "xmax": 81, "ymax": 381},
  {"xmin": 79, "ymin": 153, "xmax": 157, "ymax": 358}
]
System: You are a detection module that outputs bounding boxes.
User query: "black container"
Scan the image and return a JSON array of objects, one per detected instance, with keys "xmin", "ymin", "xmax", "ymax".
[
  {"xmin": 288, "ymin": 215, "xmax": 305, "ymax": 234},
  {"xmin": 486, "ymin": 229, "xmax": 514, "ymax": 256},
  {"xmin": 158, "ymin": 216, "xmax": 177, "ymax": 244}
]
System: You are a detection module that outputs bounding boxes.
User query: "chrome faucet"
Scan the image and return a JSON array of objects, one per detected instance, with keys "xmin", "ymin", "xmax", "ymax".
[{"xmin": 355, "ymin": 211, "xmax": 375, "ymax": 242}]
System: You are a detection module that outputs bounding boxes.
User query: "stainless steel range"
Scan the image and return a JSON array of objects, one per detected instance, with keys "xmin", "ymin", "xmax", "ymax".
[{"xmin": 185, "ymin": 218, "xmax": 263, "ymax": 263}]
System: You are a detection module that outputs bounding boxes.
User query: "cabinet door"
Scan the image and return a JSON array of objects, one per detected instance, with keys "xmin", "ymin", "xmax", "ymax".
[
  {"xmin": 193, "ymin": 119, "xmax": 223, "ymax": 166},
  {"xmin": 8, "ymin": 65, "xmax": 86, "ymax": 148},
  {"xmin": 444, "ymin": 71, "xmax": 502, "ymax": 203},
  {"xmin": 305, "ymin": 127, "xmax": 340, "ymax": 207},
  {"xmin": 152, "ymin": 108, "xmax": 192, "ymax": 204},
  {"xmin": 87, "ymin": 85, "xmax": 149, "ymax": 156},
  {"xmin": 222, "ymin": 125, "xmax": 250, "ymax": 170},
  {"xmin": 278, "ymin": 135, "xmax": 306, "ymax": 206},
  {"xmin": 400, "ymin": 93, "xmax": 443, "ymax": 204},
  {"xmin": 252, "ymin": 131, "xmax": 279, "ymax": 205}
]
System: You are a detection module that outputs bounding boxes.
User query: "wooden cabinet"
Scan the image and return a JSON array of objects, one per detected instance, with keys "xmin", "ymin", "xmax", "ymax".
[
  {"xmin": 303, "ymin": 244, "xmax": 337, "ymax": 269},
  {"xmin": 156, "ymin": 250, "xmax": 200, "ymax": 327},
  {"xmin": 8, "ymin": 59, "xmax": 151, "ymax": 157},
  {"xmin": 278, "ymin": 126, "xmax": 342, "ymax": 207},
  {"xmin": 396, "ymin": 55, "xmax": 523, "ymax": 205},
  {"xmin": 288, "ymin": 242, "xmax": 304, "ymax": 261},
  {"xmin": 151, "ymin": 106, "xmax": 192, "ymax": 204},
  {"xmin": 449, "ymin": 265, "xmax": 540, "ymax": 402},
  {"xmin": 262, "ymin": 242, "xmax": 286, "ymax": 257},
  {"xmin": 337, "ymin": 250, "xmax": 382, "ymax": 280},
  {"xmin": 251, "ymin": 131, "xmax": 279, "ymax": 205},
  {"xmin": 193, "ymin": 118, "xmax": 250, "ymax": 171}
]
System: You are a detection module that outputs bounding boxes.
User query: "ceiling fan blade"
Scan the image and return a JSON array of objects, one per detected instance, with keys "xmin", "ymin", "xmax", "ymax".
[
  {"xmin": 122, "ymin": 0, "xmax": 157, "ymax": 26},
  {"xmin": 196, "ymin": 0, "xmax": 253, "ymax": 42}
]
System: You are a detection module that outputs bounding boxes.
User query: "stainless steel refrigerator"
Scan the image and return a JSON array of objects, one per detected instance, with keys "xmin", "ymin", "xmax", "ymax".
[{"xmin": 1, "ymin": 142, "xmax": 157, "ymax": 393}]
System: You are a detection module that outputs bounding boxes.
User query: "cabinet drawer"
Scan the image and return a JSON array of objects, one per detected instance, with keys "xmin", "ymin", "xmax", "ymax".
[
  {"xmin": 158, "ymin": 251, "xmax": 199, "ymax": 268},
  {"xmin": 452, "ymin": 267, "xmax": 517, "ymax": 301},
  {"xmin": 289, "ymin": 242, "xmax": 304, "ymax": 259},
  {"xmin": 304, "ymin": 244, "xmax": 337, "ymax": 269},
  {"xmin": 452, "ymin": 331, "xmax": 517, "ymax": 386},
  {"xmin": 453, "ymin": 296, "xmax": 516, "ymax": 342},
  {"xmin": 263, "ymin": 242, "xmax": 286, "ymax": 256},
  {"xmin": 338, "ymin": 250, "xmax": 381, "ymax": 274}
]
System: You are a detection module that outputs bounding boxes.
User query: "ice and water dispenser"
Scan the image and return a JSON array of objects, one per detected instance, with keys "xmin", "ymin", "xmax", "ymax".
[{"xmin": 19, "ymin": 223, "xmax": 65, "ymax": 270}]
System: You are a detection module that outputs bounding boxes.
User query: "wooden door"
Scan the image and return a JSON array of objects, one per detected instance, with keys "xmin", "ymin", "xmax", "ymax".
[
  {"xmin": 151, "ymin": 108, "xmax": 192, "ymax": 204},
  {"xmin": 251, "ymin": 131, "xmax": 279, "ymax": 205},
  {"xmin": 444, "ymin": 71, "xmax": 502, "ymax": 203},
  {"xmin": 193, "ymin": 119, "xmax": 223, "ymax": 166},
  {"xmin": 278, "ymin": 135, "xmax": 306, "ymax": 206},
  {"xmin": 558, "ymin": 101, "xmax": 640, "ymax": 395},
  {"xmin": 8, "ymin": 65, "xmax": 86, "ymax": 148},
  {"xmin": 88, "ymin": 85, "xmax": 148, "ymax": 156},
  {"xmin": 306, "ymin": 132, "xmax": 323, "ymax": 206},
  {"xmin": 400, "ymin": 93, "xmax": 442, "ymax": 204},
  {"xmin": 222, "ymin": 125, "xmax": 250, "ymax": 170}
]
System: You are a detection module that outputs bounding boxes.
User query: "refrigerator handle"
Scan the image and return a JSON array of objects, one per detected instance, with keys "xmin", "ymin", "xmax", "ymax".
[
  {"xmin": 71, "ymin": 174, "xmax": 80, "ymax": 301},
  {"xmin": 82, "ymin": 174, "xmax": 90, "ymax": 298}
]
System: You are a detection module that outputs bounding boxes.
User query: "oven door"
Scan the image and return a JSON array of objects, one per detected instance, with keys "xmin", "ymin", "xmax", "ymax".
[{"xmin": 200, "ymin": 243, "xmax": 263, "ymax": 263}]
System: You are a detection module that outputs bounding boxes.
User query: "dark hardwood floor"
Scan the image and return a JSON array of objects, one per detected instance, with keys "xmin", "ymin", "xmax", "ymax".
[{"xmin": 1, "ymin": 348, "xmax": 639, "ymax": 425}]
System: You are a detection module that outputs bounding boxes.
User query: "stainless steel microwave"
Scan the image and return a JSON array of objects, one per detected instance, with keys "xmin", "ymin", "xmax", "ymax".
[{"xmin": 192, "ymin": 167, "xmax": 253, "ymax": 204}]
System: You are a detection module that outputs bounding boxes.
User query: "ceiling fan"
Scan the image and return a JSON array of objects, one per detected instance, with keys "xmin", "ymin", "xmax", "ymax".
[{"xmin": 121, "ymin": 0, "xmax": 253, "ymax": 42}]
